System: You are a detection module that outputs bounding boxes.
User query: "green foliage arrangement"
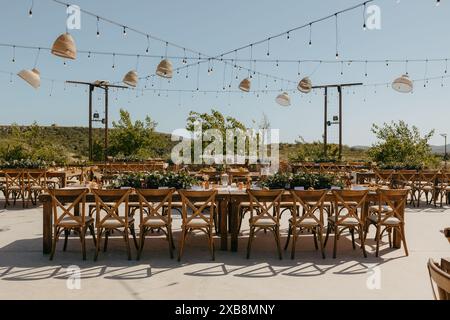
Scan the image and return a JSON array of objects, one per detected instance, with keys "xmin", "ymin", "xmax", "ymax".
[
  {"xmin": 263, "ymin": 172, "xmax": 343, "ymax": 190},
  {"xmin": 0, "ymin": 159, "xmax": 49, "ymax": 169},
  {"xmin": 368, "ymin": 121, "xmax": 439, "ymax": 169},
  {"xmin": 114, "ymin": 171, "xmax": 199, "ymax": 189}
]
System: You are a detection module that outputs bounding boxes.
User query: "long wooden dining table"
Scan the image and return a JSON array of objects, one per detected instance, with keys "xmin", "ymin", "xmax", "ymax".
[{"xmin": 39, "ymin": 188, "xmax": 405, "ymax": 255}]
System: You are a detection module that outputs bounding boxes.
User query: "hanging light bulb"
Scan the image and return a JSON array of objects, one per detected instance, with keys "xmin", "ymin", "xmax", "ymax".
[
  {"xmin": 51, "ymin": 32, "xmax": 77, "ymax": 60},
  {"xmin": 436, "ymin": 0, "xmax": 441, "ymax": 6},
  {"xmin": 123, "ymin": 26, "xmax": 127, "ymax": 36},
  {"xmin": 96, "ymin": 16, "xmax": 100, "ymax": 38},
  {"xmin": 29, "ymin": 0, "xmax": 33, "ymax": 17},
  {"xmin": 392, "ymin": 74, "xmax": 413, "ymax": 93},
  {"xmin": 275, "ymin": 92, "xmax": 291, "ymax": 106},
  {"xmin": 239, "ymin": 78, "xmax": 251, "ymax": 92}
]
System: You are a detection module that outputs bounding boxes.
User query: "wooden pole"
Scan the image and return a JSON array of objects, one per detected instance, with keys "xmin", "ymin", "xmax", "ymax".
[
  {"xmin": 88, "ymin": 84, "xmax": 93, "ymax": 161},
  {"xmin": 324, "ymin": 87, "xmax": 328, "ymax": 157},
  {"xmin": 104, "ymin": 86, "xmax": 109, "ymax": 163},
  {"xmin": 338, "ymin": 85, "xmax": 343, "ymax": 161}
]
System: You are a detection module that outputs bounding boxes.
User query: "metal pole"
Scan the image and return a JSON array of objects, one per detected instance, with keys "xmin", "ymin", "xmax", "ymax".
[
  {"xmin": 324, "ymin": 87, "xmax": 328, "ymax": 157},
  {"xmin": 338, "ymin": 85, "xmax": 343, "ymax": 161},
  {"xmin": 104, "ymin": 86, "xmax": 109, "ymax": 163},
  {"xmin": 445, "ymin": 135, "xmax": 448, "ymax": 169},
  {"xmin": 88, "ymin": 84, "xmax": 93, "ymax": 161}
]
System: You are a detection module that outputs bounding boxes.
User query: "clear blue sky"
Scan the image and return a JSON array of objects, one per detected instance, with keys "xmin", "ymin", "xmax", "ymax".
[{"xmin": 0, "ymin": 0, "xmax": 449, "ymax": 146}]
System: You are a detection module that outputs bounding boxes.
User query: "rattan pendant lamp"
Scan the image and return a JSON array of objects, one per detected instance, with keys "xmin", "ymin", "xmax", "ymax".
[
  {"xmin": 298, "ymin": 77, "xmax": 312, "ymax": 93},
  {"xmin": 156, "ymin": 42, "xmax": 173, "ymax": 78},
  {"xmin": 18, "ymin": 48, "xmax": 41, "ymax": 89},
  {"xmin": 275, "ymin": 92, "xmax": 291, "ymax": 106},
  {"xmin": 123, "ymin": 55, "xmax": 140, "ymax": 87},
  {"xmin": 51, "ymin": 32, "xmax": 77, "ymax": 60},
  {"xmin": 239, "ymin": 78, "xmax": 251, "ymax": 92},
  {"xmin": 392, "ymin": 74, "xmax": 413, "ymax": 93}
]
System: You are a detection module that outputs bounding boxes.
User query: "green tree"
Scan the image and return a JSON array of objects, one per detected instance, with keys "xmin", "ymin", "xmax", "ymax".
[
  {"xmin": 186, "ymin": 109, "xmax": 247, "ymax": 156},
  {"xmin": 368, "ymin": 121, "xmax": 437, "ymax": 168},
  {"xmin": 288, "ymin": 137, "xmax": 339, "ymax": 163},
  {"xmin": 108, "ymin": 109, "xmax": 165, "ymax": 159}
]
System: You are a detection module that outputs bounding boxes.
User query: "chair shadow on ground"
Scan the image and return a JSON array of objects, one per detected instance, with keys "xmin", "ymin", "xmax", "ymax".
[{"xmin": 0, "ymin": 224, "xmax": 410, "ymax": 282}]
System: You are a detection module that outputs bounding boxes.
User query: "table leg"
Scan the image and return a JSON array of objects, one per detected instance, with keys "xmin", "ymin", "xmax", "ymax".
[
  {"xmin": 43, "ymin": 200, "xmax": 52, "ymax": 254},
  {"xmin": 230, "ymin": 200, "xmax": 239, "ymax": 252},
  {"xmin": 219, "ymin": 198, "xmax": 228, "ymax": 251}
]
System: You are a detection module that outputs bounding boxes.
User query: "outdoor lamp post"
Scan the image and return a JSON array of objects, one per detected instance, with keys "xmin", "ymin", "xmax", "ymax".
[{"xmin": 440, "ymin": 133, "xmax": 447, "ymax": 168}]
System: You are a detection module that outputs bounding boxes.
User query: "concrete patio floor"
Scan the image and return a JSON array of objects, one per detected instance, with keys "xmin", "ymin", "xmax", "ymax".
[{"xmin": 0, "ymin": 199, "xmax": 449, "ymax": 300}]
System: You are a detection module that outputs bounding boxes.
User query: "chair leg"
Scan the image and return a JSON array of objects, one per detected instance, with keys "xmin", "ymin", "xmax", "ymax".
[
  {"xmin": 103, "ymin": 230, "xmax": 109, "ymax": 252},
  {"xmin": 63, "ymin": 229, "xmax": 69, "ymax": 252},
  {"xmin": 94, "ymin": 228, "xmax": 103, "ymax": 261},
  {"xmin": 318, "ymin": 227, "xmax": 326, "ymax": 259},
  {"xmin": 80, "ymin": 227, "xmax": 87, "ymax": 261},
  {"xmin": 130, "ymin": 224, "xmax": 139, "ymax": 250},
  {"xmin": 375, "ymin": 225, "xmax": 381, "ymax": 257},
  {"xmin": 350, "ymin": 228, "xmax": 356, "ymax": 250},
  {"xmin": 246, "ymin": 227, "xmax": 255, "ymax": 259},
  {"xmin": 359, "ymin": 226, "xmax": 367, "ymax": 258},
  {"xmin": 208, "ymin": 228, "xmax": 215, "ymax": 261},
  {"xmin": 400, "ymin": 225, "xmax": 409, "ymax": 256},
  {"xmin": 137, "ymin": 227, "xmax": 145, "ymax": 260},
  {"xmin": 88, "ymin": 224, "xmax": 97, "ymax": 246},
  {"xmin": 167, "ymin": 226, "xmax": 174, "ymax": 259},
  {"xmin": 312, "ymin": 229, "xmax": 319, "ymax": 250},
  {"xmin": 333, "ymin": 225, "xmax": 338, "ymax": 259},
  {"xmin": 123, "ymin": 229, "xmax": 132, "ymax": 261},
  {"xmin": 274, "ymin": 227, "xmax": 282, "ymax": 260},
  {"xmin": 284, "ymin": 225, "xmax": 292, "ymax": 250},
  {"xmin": 49, "ymin": 227, "xmax": 59, "ymax": 261},
  {"xmin": 178, "ymin": 228, "xmax": 187, "ymax": 262},
  {"xmin": 291, "ymin": 229, "xmax": 297, "ymax": 259},
  {"xmin": 324, "ymin": 224, "xmax": 332, "ymax": 247}
]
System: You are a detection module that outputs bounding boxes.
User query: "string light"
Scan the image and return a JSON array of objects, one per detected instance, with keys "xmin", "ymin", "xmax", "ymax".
[
  {"xmin": 362, "ymin": 2, "xmax": 367, "ymax": 30},
  {"xmin": 145, "ymin": 35, "xmax": 150, "ymax": 53},
  {"xmin": 112, "ymin": 53, "xmax": 115, "ymax": 69},
  {"xmin": 96, "ymin": 16, "xmax": 100, "ymax": 37},
  {"xmin": 11, "ymin": 45, "xmax": 15, "ymax": 63},
  {"xmin": 29, "ymin": 0, "xmax": 33, "ymax": 17},
  {"xmin": 436, "ymin": 0, "xmax": 441, "ymax": 6},
  {"xmin": 335, "ymin": 14, "xmax": 339, "ymax": 59},
  {"xmin": 309, "ymin": 23, "xmax": 312, "ymax": 46},
  {"xmin": 266, "ymin": 38, "xmax": 270, "ymax": 56},
  {"xmin": 123, "ymin": 26, "xmax": 127, "ymax": 36}
]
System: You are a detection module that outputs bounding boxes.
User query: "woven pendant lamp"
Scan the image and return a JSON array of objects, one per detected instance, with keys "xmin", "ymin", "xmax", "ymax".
[
  {"xmin": 275, "ymin": 92, "xmax": 291, "ymax": 106},
  {"xmin": 239, "ymin": 78, "xmax": 251, "ymax": 92},
  {"xmin": 51, "ymin": 33, "xmax": 77, "ymax": 60},
  {"xmin": 297, "ymin": 77, "xmax": 312, "ymax": 93},
  {"xmin": 123, "ymin": 70, "xmax": 138, "ymax": 87},
  {"xmin": 17, "ymin": 68, "xmax": 40, "ymax": 89},
  {"xmin": 392, "ymin": 74, "xmax": 413, "ymax": 93},
  {"xmin": 156, "ymin": 59, "xmax": 173, "ymax": 78}
]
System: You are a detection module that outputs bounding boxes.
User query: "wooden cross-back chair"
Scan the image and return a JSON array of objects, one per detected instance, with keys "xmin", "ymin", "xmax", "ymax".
[
  {"xmin": 428, "ymin": 259, "xmax": 450, "ymax": 300},
  {"xmin": 365, "ymin": 189, "xmax": 409, "ymax": 257},
  {"xmin": 135, "ymin": 188, "xmax": 175, "ymax": 260},
  {"xmin": 92, "ymin": 189, "xmax": 138, "ymax": 261},
  {"xmin": 416, "ymin": 170, "xmax": 438, "ymax": 206},
  {"xmin": 246, "ymin": 189, "xmax": 284, "ymax": 260},
  {"xmin": 3, "ymin": 169, "xmax": 25, "ymax": 208},
  {"xmin": 396, "ymin": 170, "xmax": 418, "ymax": 206},
  {"xmin": 434, "ymin": 171, "xmax": 450, "ymax": 207},
  {"xmin": 374, "ymin": 169, "xmax": 394, "ymax": 187},
  {"xmin": 285, "ymin": 190, "xmax": 327, "ymax": 259},
  {"xmin": 178, "ymin": 190, "xmax": 218, "ymax": 261},
  {"xmin": 25, "ymin": 169, "xmax": 47, "ymax": 206},
  {"xmin": 325, "ymin": 190, "xmax": 368, "ymax": 259},
  {"xmin": 49, "ymin": 188, "xmax": 95, "ymax": 260}
]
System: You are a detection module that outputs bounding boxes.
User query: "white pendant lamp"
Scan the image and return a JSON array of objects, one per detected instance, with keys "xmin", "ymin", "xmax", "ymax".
[
  {"xmin": 123, "ymin": 70, "xmax": 138, "ymax": 87},
  {"xmin": 297, "ymin": 77, "xmax": 312, "ymax": 93},
  {"xmin": 51, "ymin": 32, "xmax": 77, "ymax": 60},
  {"xmin": 156, "ymin": 59, "xmax": 173, "ymax": 78},
  {"xmin": 239, "ymin": 78, "xmax": 251, "ymax": 92},
  {"xmin": 17, "ymin": 68, "xmax": 41, "ymax": 89},
  {"xmin": 392, "ymin": 74, "xmax": 413, "ymax": 93},
  {"xmin": 275, "ymin": 92, "xmax": 291, "ymax": 106}
]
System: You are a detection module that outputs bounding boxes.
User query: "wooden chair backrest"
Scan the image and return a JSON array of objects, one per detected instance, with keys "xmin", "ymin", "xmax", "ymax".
[
  {"xmin": 26, "ymin": 169, "xmax": 47, "ymax": 188},
  {"xmin": 247, "ymin": 189, "xmax": 284, "ymax": 225},
  {"xmin": 418, "ymin": 170, "xmax": 439, "ymax": 184},
  {"xmin": 374, "ymin": 189, "xmax": 408, "ymax": 224},
  {"xmin": 4, "ymin": 169, "xmax": 24, "ymax": 190},
  {"xmin": 397, "ymin": 170, "xmax": 417, "ymax": 183},
  {"xmin": 136, "ymin": 188, "xmax": 175, "ymax": 222},
  {"xmin": 179, "ymin": 190, "xmax": 217, "ymax": 226},
  {"xmin": 374, "ymin": 169, "xmax": 395, "ymax": 183},
  {"xmin": 49, "ymin": 188, "xmax": 88, "ymax": 226},
  {"xmin": 332, "ymin": 189, "xmax": 368, "ymax": 225},
  {"xmin": 92, "ymin": 189, "xmax": 132, "ymax": 227},
  {"xmin": 428, "ymin": 259, "xmax": 450, "ymax": 300},
  {"xmin": 289, "ymin": 189, "xmax": 327, "ymax": 226}
]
